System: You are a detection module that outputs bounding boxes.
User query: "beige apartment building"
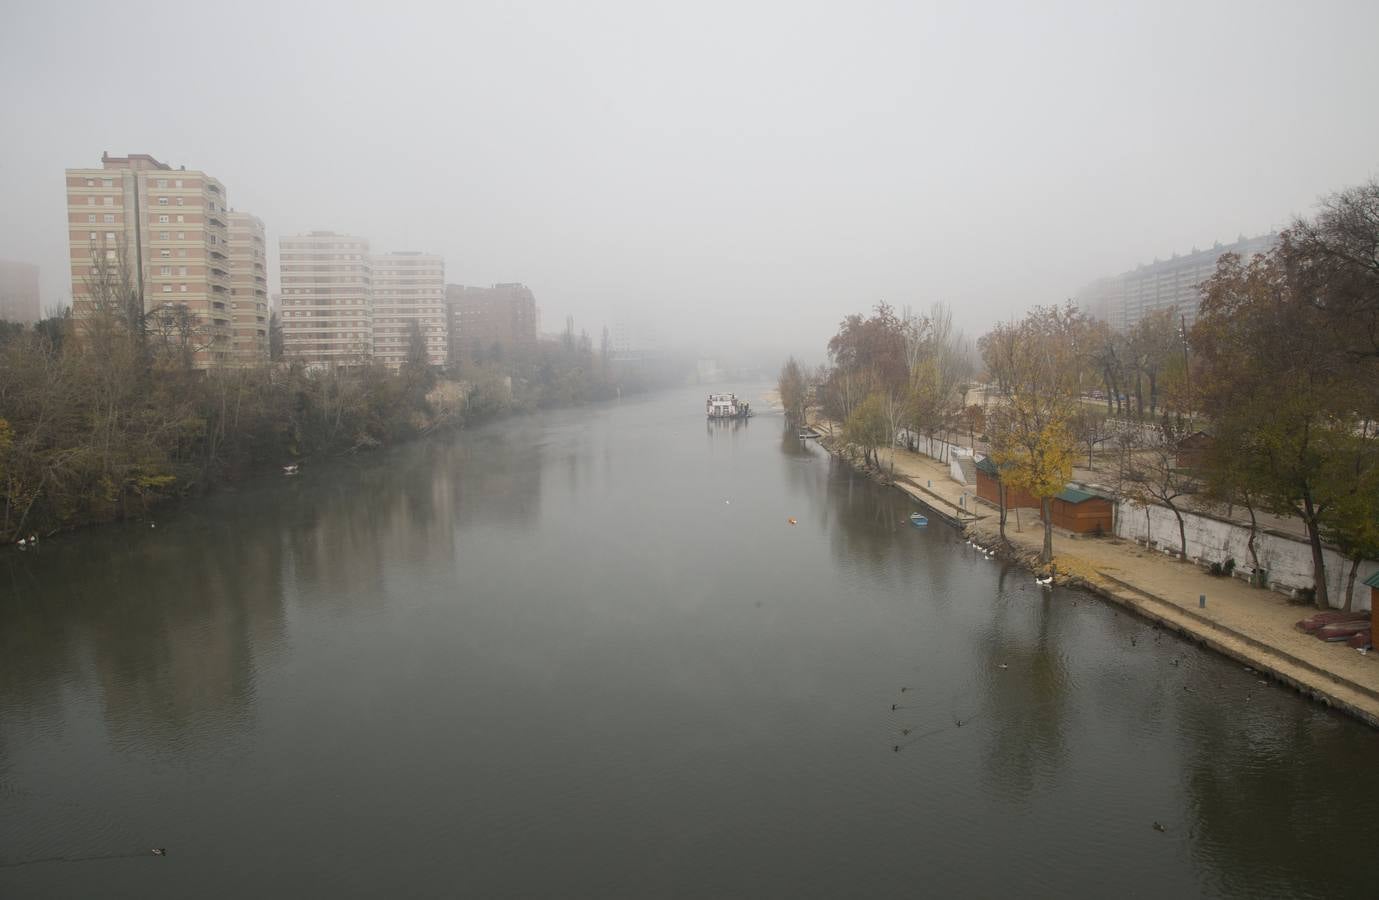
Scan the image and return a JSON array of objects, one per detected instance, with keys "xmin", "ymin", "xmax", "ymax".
[
  {"xmin": 65, "ymin": 152, "xmax": 233, "ymax": 366},
  {"xmin": 372, "ymin": 252, "xmax": 446, "ymax": 368},
  {"xmin": 228, "ymin": 212, "xmax": 270, "ymax": 363},
  {"xmin": 278, "ymin": 231, "xmax": 373, "ymax": 366}
]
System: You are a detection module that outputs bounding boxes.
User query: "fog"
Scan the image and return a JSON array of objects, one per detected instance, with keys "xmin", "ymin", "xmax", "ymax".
[{"xmin": 2, "ymin": 0, "xmax": 1377, "ymax": 365}]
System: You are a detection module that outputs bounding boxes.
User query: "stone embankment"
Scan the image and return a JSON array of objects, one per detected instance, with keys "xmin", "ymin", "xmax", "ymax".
[{"xmin": 806, "ymin": 416, "xmax": 1379, "ymax": 727}]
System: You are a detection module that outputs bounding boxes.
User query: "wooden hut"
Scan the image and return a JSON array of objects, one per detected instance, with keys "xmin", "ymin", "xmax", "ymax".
[
  {"xmin": 1045, "ymin": 487, "xmax": 1114, "ymax": 535},
  {"xmin": 973, "ymin": 456, "xmax": 1039, "ymax": 509}
]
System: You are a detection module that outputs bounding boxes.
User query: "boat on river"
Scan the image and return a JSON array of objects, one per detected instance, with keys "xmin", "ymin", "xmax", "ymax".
[
  {"xmin": 909, "ymin": 513, "xmax": 928, "ymax": 527},
  {"xmin": 706, "ymin": 393, "xmax": 752, "ymax": 419}
]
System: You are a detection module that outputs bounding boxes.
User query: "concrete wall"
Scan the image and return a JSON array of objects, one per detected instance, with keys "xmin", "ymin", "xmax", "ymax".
[{"xmin": 1115, "ymin": 500, "xmax": 1376, "ymax": 611}]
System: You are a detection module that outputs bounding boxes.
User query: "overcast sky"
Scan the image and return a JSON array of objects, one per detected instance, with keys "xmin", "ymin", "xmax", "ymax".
[{"xmin": 2, "ymin": 0, "xmax": 1377, "ymax": 364}]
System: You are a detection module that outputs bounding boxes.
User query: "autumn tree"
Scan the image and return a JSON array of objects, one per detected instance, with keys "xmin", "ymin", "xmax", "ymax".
[
  {"xmin": 1119, "ymin": 420, "xmax": 1201, "ymax": 560},
  {"xmin": 1194, "ymin": 250, "xmax": 1356, "ymax": 608},
  {"xmin": 843, "ymin": 393, "xmax": 890, "ymax": 470},
  {"xmin": 778, "ymin": 357, "xmax": 809, "ymax": 425},
  {"xmin": 986, "ymin": 304, "xmax": 1082, "ymax": 562}
]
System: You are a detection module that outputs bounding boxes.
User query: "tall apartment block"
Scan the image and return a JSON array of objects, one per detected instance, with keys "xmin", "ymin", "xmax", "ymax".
[
  {"xmin": 372, "ymin": 252, "xmax": 447, "ymax": 367},
  {"xmin": 1074, "ymin": 232, "xmax": 1278, "ymax": 332},
  {"xmin": 445, "ymin": 283, "xmax": 537, "ymax": 365},
  {"xmin": 228, "ymin": 212, "xmax": 270, "ymax": 363},
  {"xmin": 0, "ymin": 260, "xmax": 40, "ymax": 323},
  {"xmin": 278, "ymin": 231, "xmax": 373, "ymax": 366},
  {"xmin": 65, "ymin": 152, "xmax": 233, "ymax": 366}
]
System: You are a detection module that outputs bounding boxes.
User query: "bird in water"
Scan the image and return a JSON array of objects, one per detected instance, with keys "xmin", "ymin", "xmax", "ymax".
[
  {"xmin": 891, "ymin": 704, "xmax": 898, "ymax": 711},
  {"xmin": 998, "ymin": 664, "xmax": 1009, "ymax": 670},
  {"xmin": 900, "ymin": 686, "xmax": 908, "ymax": 693},
  {"xmin": 1152, "ymin": 822, "xmax": 1166, "ymax": 833},
  {"xmin": 901, "ymin": 728, "xmax": 912, "ymax": 736},
  {"xmin": 955, "ymin": 718, "xmax": 965, "ymax": 727},
  {"xmin": 151, "ymin": 848, "xmax": 168, "ymax": 856}
]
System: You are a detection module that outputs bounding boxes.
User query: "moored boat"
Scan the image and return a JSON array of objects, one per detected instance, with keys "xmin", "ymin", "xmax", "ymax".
[
  {"xmin": 909, "ymin": 513, "xmax": 928, "ymax": 527},
  {"xmin": 706, "ymin": 393, "xmax": 752, "ymax": 419}
]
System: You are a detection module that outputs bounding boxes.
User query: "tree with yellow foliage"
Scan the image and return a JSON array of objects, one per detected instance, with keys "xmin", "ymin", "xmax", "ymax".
[{"xmin": 986, "ymin": 304, "xmax": 1083, "ymax": 563}]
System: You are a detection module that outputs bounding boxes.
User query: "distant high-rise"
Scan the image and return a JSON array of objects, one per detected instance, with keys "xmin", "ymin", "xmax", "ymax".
[
  {"xmin": 278, "ymin": 231, "xmax": 373, "ymax": 366},
  {"xmin": 372, "ymin": 252, "xmax": 446, "ymax": 368},
  {"xmin": 1074, "ymin": 233, "xmax": 1278, "ymax": 332},
  {"xmin": 445, "ymin": 283, "xmax": 537, "ymax": 365},
  {"xmin": 0, "ymin": 260, "xmax": 40, "ymax": 324},
  {"xmin": 228, "ymin": 212, "xmax": 270, "ymax": 363},
  {"xmin": 65, "ymin": 152, "xmax": 234, "ymax": 367}
]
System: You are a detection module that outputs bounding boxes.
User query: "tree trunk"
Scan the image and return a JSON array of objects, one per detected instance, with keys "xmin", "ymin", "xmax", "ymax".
[
  {"xmin": 1040, "ymin": 496, "xmax": 1053, "ymax": 563},
  {"xmin": 1148, "ymin": 370, "xmax": 1158, "ymax": 416},
  {"xmin": 1170, "ymin": 504, "xmax": 1187, "ymax": 560},
  {"xmin": 1300, "ymin": 493, "xmax": 1330, "ymax": 609},
  {"xmin": 1244, "ymin": 502, "xmax": 1260, "ymax": 574},
  {"xmin": 1343, "ymin": 557, "xmax": 1359, "ymax": 613},
  {"xmin": 998, "ymin": 481, "xmax": 1008, "ymax": 544}
]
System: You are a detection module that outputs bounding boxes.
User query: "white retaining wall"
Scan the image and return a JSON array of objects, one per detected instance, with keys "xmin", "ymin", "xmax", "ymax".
[{"xmin": 1115, "ymin": 499, "xmax": 1376, "ymax": 611}]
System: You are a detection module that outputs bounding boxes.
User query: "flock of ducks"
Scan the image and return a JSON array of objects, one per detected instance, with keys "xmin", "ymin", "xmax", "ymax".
[
  {"xmin": 15, "ymin": 534, "xmax": 39, "ymax": 550},
  {"xmin": 963, "ymin": 537, "xmax": 1057, "ymax": 590}
]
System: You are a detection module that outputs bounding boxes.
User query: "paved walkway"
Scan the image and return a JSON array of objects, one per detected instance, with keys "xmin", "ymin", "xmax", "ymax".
[{"xmin": 807, "ymin": 416, "xmax": 1379, "ymax": 726}]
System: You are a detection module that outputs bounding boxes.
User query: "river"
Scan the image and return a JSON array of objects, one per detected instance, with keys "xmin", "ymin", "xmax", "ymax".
[{"xmin": 2, "ymin": 384, "xmax": 1376, "ymax": 898}]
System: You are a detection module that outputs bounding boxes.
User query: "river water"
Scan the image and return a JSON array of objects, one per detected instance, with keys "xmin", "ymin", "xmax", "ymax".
[{"xmin": 2, "ymin": 384, "xmax": 1376, "ymax": 898}]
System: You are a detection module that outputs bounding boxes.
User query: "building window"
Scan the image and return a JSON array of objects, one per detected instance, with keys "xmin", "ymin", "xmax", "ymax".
[
  {"xmin": 87, "ymin": 197, "xmax": 96, "ymax": 206},
  {"xmin": 159, "ymin": 215, "xmax": 169, "ymax": 223},
  {"xmin": 177, "ymin": 231, "xmax": 185, "ymax": 239},
  {"xmin": 103, "ymin": 214, "xmax": 114, "ymax": 223},
  {"xmin": 174, "ymin": 179, "xmax": 183, "ymax": 188},
  {"xmin": 87, "ymin": 214, "xmax": 96, "ymax": 223},
  {"xmin": 176, "ymin": 215, "xmax": 184, "ymax": 223},
  {"xmin": 178, "ymin": 266, "xmax": 187, "ymax": 276},
  {"xmin": 103, "ymin": 197, "xmax": 113, "ymax": 206},
  {"xmin": 161, "ymin": 266, "xmax": 171, "ymax": 275},
  {"xmin": 102, "ymin": 178, "xmax": 113, "ymax": 188},
  {"xmin": 156, "ymin": 179, "xmax": 167, "ymax": 188},
  {"xmin": 158, "ymin": 197, "xmax": 168, "ymax": 206},
  {"xmin": 160, "ymin": 249, "xmax": 171, "ymax": 258},
  {"xmin": 180, "ymin": 284, "xmax": 188, "ymax": 293},
  {"xmin": 105, "ymin": 249, "xmax": 116, "ymax": 260},
  {"xmin": 89, "ymin": 231, "xmax": 97, "ymax": 240},
  {"xmin": 85, "ymin": 178, "xmax": 95, "ymax": 187},
  {"xmin": 176, "ymin": 197, "xmax": 184, "ymax": 206},
  {"xmin": 106, "ymin": 232, "xmax": 115, "ymax": 241},
  {"xmin": 160, "ymin": 232, "xmax": 169, "ymax": 240},
  {"xmin": 163, "ymin": 285, "xmax": 172, "ymax": 293}
]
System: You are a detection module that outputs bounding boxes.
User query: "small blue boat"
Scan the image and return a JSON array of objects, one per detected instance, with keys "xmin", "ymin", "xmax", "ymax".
[{"xmin": 909, "ymin": 513, "xmax": 928, "ymax": 527}]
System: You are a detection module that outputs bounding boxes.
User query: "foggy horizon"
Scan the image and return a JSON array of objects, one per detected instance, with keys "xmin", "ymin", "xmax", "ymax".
[{"xmin": 3, "ymin": 0, "xmax": 1377, "ymax": 365}]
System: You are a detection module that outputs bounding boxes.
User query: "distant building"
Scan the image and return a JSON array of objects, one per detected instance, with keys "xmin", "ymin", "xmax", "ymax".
[
  {"xmin": 0, "ymin": 260, "xmax": 40, "ymax": 324},
  {"xmin": 65, "ymin": 152, "xmax": 234, "ymax": 366},
  {"xmin": 445, "ymin": 283, "xmax": 537, "ymax": 365},
  {"xmin": 373, "ymin": 252, "xmax": 446, "ymax": 368},
  {"xmin": 228, "ymin": 212, "xmax": 270, "ymax": 363},
  {"xmin": 612, "ymin": 319, "xmax": 661, "ymax": 362},
  {"xmin": 1075, "ymin": 233, "xmax": 1278, "ymax": 331},
  {"xmin": 279, "ymin": 231, "xmax": 373, "ymax": 366}
]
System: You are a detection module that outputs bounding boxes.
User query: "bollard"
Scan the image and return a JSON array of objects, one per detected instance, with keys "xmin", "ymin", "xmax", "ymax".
[
  {"xmin": 1199, "ymin": 594, "xmax": 1206, "ymax": 608},
  {"xmin": 927, "ymin": 480, "xmax": 932, "ymax": 488}
]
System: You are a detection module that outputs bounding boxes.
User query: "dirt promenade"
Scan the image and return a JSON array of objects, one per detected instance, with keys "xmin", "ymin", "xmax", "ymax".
[{"xmin": 806, "ymin": 419, "xmax": 1379, "ymax": 726}]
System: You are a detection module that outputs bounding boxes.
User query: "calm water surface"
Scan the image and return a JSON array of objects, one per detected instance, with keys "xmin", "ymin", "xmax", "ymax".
[{"xmin": 2, "ymin": 384, "xmax": 1376, "ymax": 898}]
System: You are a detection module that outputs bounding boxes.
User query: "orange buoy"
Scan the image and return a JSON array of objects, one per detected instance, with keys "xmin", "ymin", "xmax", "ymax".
[{"xmin": 787, "ymin": 517, "xmax": 798, "ymax": 525}]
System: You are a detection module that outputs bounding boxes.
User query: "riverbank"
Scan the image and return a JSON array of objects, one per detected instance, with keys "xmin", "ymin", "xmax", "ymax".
[{"xmin": 806, "ymin": 414, "xmax": 1379, "ymax": 727}]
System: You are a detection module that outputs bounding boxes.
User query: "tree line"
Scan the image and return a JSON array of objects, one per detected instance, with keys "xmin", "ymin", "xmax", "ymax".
[
  {"xmin": 782, "ymin": 179, "xmax": 1379, "ymax": 609},
  {"xmin": 0, "ymin": 257, "xmax": 660, "ymax": 542}
]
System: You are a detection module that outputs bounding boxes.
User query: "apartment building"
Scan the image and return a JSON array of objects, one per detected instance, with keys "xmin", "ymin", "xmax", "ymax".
[
  {"xmin": 1074, "ymin": 232, "xmax": 1278, "ymax": 332},
  {"xmin": 65, "ymin": 152, "xmax": 233, "ymax": 366},
  {"xmin": 278, "ymin": 231, "xmax": 373, "ymax": 366},
  {"xmin": 0, "ymin": 260, "xmax": 40, "ymax": 323},
  {"xmin": 228, "ymin": 212, "xmax": 270, "ymax": 363},
  {"xmin": 372, "ymin": 252, "xmax": 446, "ymax": 368},
  {"xmin": 445, "ymin": 282, "xmax": 537, "ymax": 365}
]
